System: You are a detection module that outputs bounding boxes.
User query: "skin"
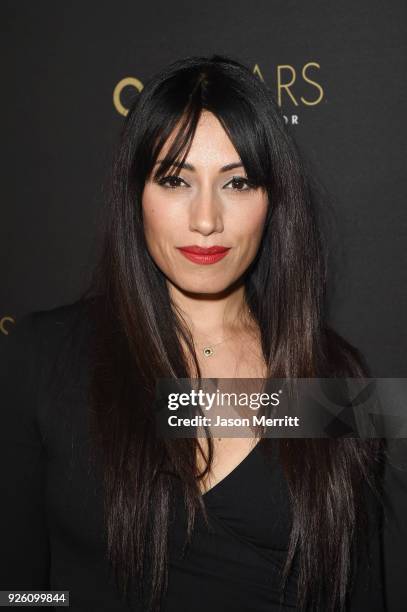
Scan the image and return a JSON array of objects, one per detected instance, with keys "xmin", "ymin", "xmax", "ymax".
[
  {"xmin": 142, "ymin": 110, "xmax": 268, "ymax": 353},
  {"xmin": 142, "ymin": 110, "xmax": 269, "ymax": 492}
]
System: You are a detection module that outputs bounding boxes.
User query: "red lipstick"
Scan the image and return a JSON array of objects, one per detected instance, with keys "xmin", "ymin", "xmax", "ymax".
[{"xmin": 177, "ymin": 245, "xmax": 231, "ymax": 265}]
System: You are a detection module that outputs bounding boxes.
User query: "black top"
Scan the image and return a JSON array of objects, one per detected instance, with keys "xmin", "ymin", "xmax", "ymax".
[{"xmin": 0, "ymin": 300, "xmax": 386, "ymax": 611}]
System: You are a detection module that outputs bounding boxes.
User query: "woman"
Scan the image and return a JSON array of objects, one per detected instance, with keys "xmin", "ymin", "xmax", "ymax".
[{"xmin": 0, "ymin": 54, "xmax": 386, "ymax": 611}]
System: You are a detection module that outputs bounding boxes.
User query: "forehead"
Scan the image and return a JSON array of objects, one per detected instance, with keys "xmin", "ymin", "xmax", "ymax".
[{"xmin": 159, "ymin": 110, "xmax": 240, "ymax": 166}]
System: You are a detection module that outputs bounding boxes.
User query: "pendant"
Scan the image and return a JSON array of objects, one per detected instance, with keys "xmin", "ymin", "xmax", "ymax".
[{"xmin": 203, "ymin": 346, "xmax": 214, "ymax": 357}]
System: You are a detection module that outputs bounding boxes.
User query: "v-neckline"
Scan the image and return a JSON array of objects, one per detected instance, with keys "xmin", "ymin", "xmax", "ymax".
[{"xmin": 201, "ymin": 441, "xmax": 261, "ymax": 499}]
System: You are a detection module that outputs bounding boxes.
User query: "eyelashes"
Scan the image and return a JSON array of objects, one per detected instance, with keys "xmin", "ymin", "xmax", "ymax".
[
  {"xmin": 154, "ymin": 174, "xmax": 257, "ymax": 192},
  {"xmin": 155, "ymin": 175, "xmax": 186, "ymax": 189}
]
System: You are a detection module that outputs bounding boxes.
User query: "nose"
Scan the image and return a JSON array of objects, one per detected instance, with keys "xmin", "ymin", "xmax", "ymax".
[{"xmin": 189, "ymin": 185, "xmax": 224, "ymax": 236}]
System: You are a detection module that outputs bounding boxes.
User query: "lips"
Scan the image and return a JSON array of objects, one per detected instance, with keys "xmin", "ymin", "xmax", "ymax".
[
  {"xmin": 177, "ymin": 245, "xmax": 231, "ymax": 265},
  {"xmin": 178, "ymin": 245, "xmax": 230, "ymax": 254}
]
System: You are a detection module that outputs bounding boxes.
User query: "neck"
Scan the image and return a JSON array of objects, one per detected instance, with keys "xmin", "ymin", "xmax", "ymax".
[{"xmin": 168, "ymin": 280, "xmax": 252, "ymax": 341}]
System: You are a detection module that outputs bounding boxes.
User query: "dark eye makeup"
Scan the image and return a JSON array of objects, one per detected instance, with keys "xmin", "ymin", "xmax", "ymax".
[{"xmin": 154, "ymin": 175, "xmax": 257, "ymax": 192}]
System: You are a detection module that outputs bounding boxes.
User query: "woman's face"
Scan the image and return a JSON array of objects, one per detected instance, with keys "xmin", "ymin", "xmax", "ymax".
[{"xmin": 142, "ymin": 110, "xmax": 269, "ymax": 296}]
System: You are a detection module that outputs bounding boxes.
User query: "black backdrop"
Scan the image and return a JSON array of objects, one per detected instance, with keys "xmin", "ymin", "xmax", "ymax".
[{"xmin": 1, "ymin": 1, "xmax": 406, "ymax": 609}]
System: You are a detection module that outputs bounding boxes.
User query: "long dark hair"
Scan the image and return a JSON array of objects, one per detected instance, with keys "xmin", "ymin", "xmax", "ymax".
[{"xmin": 80, "ymin": 54, "xmax": 384, "ymax": 611}]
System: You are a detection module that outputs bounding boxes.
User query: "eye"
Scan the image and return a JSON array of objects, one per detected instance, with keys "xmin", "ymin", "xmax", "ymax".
[
  {"xmin": 224, "ymin": 176, "xmax": 254, "ymax": 192},
  {"xmin": 156, "ymin": 175, "xmax": 188, "ymax": 189}
]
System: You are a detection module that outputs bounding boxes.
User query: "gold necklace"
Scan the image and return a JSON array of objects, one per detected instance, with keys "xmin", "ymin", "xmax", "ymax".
[
  {"xmin": 195, "ymin": 308, "xmax": 254, "ymax": 439},
  {"xmin": 196, "ymin": 308, "xmax": 253, "ymax": 358},
  {"xmin": 198, "ymin": 334, "xmax": 235, "ymax": 358}
]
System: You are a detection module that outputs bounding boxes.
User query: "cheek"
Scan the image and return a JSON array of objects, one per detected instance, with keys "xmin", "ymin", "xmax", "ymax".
[
  {"xmin": 142, "ymin": 190, "xmax": 181, "ymax": 245},
  {"xmin": 234, "ymin": 197, "xmax": 268, "ymax": 245},
  {"xmin": 142, "ymin": 204, "xmax": 162, "ymax": 242}
]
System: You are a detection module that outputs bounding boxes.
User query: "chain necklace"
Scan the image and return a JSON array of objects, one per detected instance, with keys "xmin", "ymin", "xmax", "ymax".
[
  {"xmin": 196, "ymin": 308, "xmax": 253, "ymax": 441},
  {"xmin": 195, "ymin": 308, "xmax": 253, "ymax": 358},
  {"xmin": 197, "ymin": 334, "xmax": 235, "ymax": 358}
]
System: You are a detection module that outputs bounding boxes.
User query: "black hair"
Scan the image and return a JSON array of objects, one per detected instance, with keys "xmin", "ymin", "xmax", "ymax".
[{"xmin": 80, "ymin": 54, "xmax": 385, "ymax": 611}]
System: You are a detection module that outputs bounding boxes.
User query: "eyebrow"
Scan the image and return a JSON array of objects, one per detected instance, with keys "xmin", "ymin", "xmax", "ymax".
[{"xmin": 154, "ymin": 159, "xmax": 244, "ymax": 172}]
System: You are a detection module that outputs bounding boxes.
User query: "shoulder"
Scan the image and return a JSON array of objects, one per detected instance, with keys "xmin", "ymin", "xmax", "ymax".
[
  {"xmin": 0, "ymin": 297, "xmax": 97, "ymax": 390},
  {"xmin": 30, "ymin": 297, "xmax": 93, "ymax": 337},
  {"xmin": 1, "ymin": 298, "xmax": 93, "ymax": 357},
  {"xmin": 0, "ymin": 298, "xmax": 100, "ymax": 432}
]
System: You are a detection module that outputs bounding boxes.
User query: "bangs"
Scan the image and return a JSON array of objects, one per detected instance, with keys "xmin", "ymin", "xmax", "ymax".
[
  {"xmin": 149, "ymin": 100, "xmax": 203, "ymax": 182},
  {"xmin": 140, "ymin": 70, "xmax": 272, "ymax": 190}
]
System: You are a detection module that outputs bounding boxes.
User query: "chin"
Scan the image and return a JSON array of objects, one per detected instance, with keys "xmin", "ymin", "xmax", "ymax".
[{"xmin": 170, "ymin": 277, "xmax": 233, "ymax": 296}]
